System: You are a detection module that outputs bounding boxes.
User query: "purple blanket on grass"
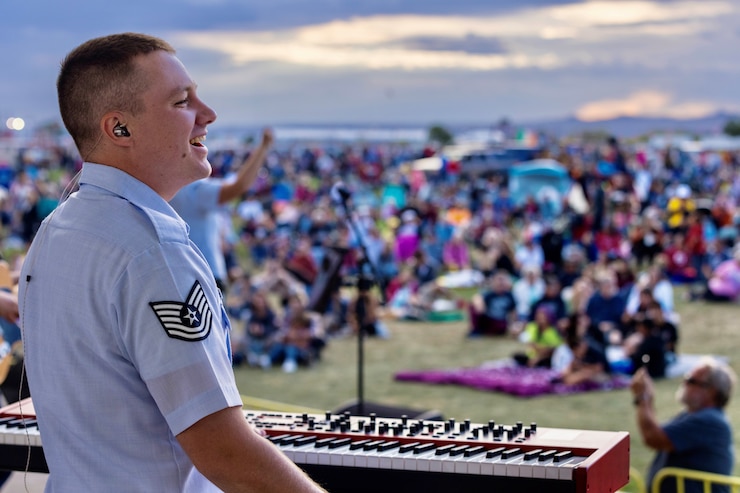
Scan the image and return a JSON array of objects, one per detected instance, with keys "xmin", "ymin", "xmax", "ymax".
[{"xmin": 394, "ymin": 364, "xmax": 630, "ymax": 397}]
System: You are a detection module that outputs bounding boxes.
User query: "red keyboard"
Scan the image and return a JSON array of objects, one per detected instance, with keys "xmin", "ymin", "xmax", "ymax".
[{"xmin": 0, "ymin": 399, "xmax": 630, "ymax": 492}]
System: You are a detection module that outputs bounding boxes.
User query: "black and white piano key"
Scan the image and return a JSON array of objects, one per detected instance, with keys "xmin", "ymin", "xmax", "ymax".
[
  {"xmin": 0, "ymin": 419, "xmax": 41, "ymax": 447},
  {"xmin": 271, "ymin": 434, "xmax": 589, "ymax": 482}
]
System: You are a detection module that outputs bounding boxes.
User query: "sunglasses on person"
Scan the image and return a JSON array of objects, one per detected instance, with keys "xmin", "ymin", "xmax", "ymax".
[{"xmin": 683, "ymin": 377, "xmax": 711, "ymax": 389}]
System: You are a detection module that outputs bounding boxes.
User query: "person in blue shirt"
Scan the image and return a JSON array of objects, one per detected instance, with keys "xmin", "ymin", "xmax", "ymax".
[
  {"xmin": 631, "ymin": 358, "xmax": 736, "ymax": 493},
  {"xmin": 170, "ymin": 127, "xmax": 274, "ymax": 292},
  {"xmin": 585, "ymin": 272, "xmax": 628, "ymax": 347},
  {"xmin": 18, "ymin": 32, "xmax": 324, "ymax": 493},
  {"xmin": 468, "ymin": 270, "xmax": 517, "ymax": 336}
]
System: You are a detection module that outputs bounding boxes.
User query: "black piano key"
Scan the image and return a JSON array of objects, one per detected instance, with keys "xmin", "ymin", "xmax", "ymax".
[
  {"xmin": 413, "ymin": 443, "xmax": 436, "ymax": 454},
  {"xmin": 538, "ymin": 449, "xmax": 558, "ymax": 461},
  {"xmin": 553, "ymin": 450, "xmax": 573, "ymax": 463},
  {"xmin": 270, "ymin": 434, "xmax": 301, "ymax": 445},
  {"xmin": 377, "ymin": 441, "xmax": 400, "ymax": 452},
  {"xmin": 314, "ymin": 437, "xmax": 336, "ymax": 448},
  {"xmin": 524, "ymin": 449, "xmax": 543, "ymax": 460},
  {"xmin": 486, "ymin": 447, "xmax": 506, "ymax": 458},
  {"xmin": 435, "ymin": 444, "xmax": 456, "ymax": 456},
  {"xmin": 501, "ymin": 448, "xmax": 522, "ymax": 459},
  {"xmin": 362, "ymin": 440, "xmax": 385, "ymax": 451},
  {"xmin": 349, "ymin": 439, "xmax": 372, "ymax": 450},
  {"xmin": 464, "ymin": 446, "xmax": 486, "ymax": 457},
  {"xmin": 449, "ymin": 445, "xmax": 469, "ymax": 457},
  {"xmin": 328, "ymin": 438, "xmax": 352, "ymax": 449},
  {"xmin": 293, "ymin": 436, "xmax": 317, "ymax": 447},
  {"xmin": 7, "ymin": 419, "xmax": 36, "ymax": 429},
  {"xmin": 399, "ymin": 442, "xmax": 421, "ymax": 453}
]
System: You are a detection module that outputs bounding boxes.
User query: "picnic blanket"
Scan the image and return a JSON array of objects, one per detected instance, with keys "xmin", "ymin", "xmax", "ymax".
[
  {"xmin": 394, "ymin": 354, "xmax": 725, "ymax": 397},
  {"xmin": 394, "ymin": 360, "xmax": 631, "ymax": 397}
]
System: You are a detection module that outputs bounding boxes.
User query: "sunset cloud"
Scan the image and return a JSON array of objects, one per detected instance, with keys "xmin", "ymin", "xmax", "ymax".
[
  {"xmin": 3, "ymin": 0, "xmax": 740, "ymax": 126},
  {"xmin": 174, "ymin": 1, "xmax": 735, "ymax": 73},
  {"xmin": 575, "ymin": 90, "xmax": 720, "ymax": 121}
]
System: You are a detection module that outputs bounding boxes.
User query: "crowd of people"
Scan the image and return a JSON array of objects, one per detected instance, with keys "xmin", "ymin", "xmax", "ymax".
[
  {"xmin": 3, "ymin": 120, "xmax": 740, "ymax": 381},
  {"xmin": 210, "ymin": 133, "xmax": 739, "ymax": 384}
]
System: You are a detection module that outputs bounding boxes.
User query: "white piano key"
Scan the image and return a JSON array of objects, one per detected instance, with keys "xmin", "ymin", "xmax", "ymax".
[
  {"xmin": 454, "ymin": 454, "xmax": 485, "ymax": 475},
  {"xmin": 304, "ymin": 446, "xmax": 321, "ymax": 465},
  {"xmin": 329, "ymin": 449, "xmax": 349, "ymax": 466},
  {"xmin": 516, "ymin": 449, "xmax": 544, "ymax": 478},
  {"xmin": 391, "ymin": 449, "xmax": 412, "ymax": 470},
  {"xmin": 504, "ymin": 457, "xmax": 526, "ymax": 477},
  {"xmin": 428, "ymin": 453, "xmax": 446, "ymax": 473},
  {"xmin": 546, "ymin": 462, "xmax": 561, "ymax": 480},
  {"xmin": 412, "ymin": 449, "xmax": 438, "ymax": 472},
  {"xmin": 328, "ymin": 445, "xmax": 352, "ymax": 467},
  {"xmin": 314, "ymin": 437, "xmax": 351, "ymax": 466},
  {"xmin": 317, "ymin": 450, "xmax": 332, "ymax": 465},
  {"xmin": 558, "ymin": 456, "xmax": 587, "ymax": 481},
  {"xmin": 443, "ymin": 454, "xmax": 465, "ymax": 474},
  {"xmin": 364, "ymin": 448, "xmax": 383, "ymax": 468},
  {"xmin": 12, "ymin": 432, "xmax": 30, "ymax": 446},
  {"xmin": 334, "ymin": 440, "xmax": 370, "ymax": 467},
  {"xmin": 442, "ymin": 446, "xmax": 470, "ymax": 474},
  {"xmin": 340, "ymin": 439, "xmax": 373, "ymax": 467},
  {"xmin": 532, "ymin": 461, "xmax": 553, "ymax": 479},
  {"xmin": 494, "ymin": 448, "xmax": 522, "ymax": 477},
  {"xmin": 466, "ymin": 457, "xmax": 482, "ymax": 475},
  {"xmin": 378, "ymin": 449, "xmax": 402, "ymax": 470},
  {"xmin": 289, "ymin": 441, "xmax": 319, "ymax": 463},
  {"xmin": 478, "ymin": 447, "xmax": 508, "ymax": 476},
  {"xmin": 351, "ymin": 440, "xmax": 384, "ymax": 468},
  {"xmin": 457, "ymin": 447, "xmax": 487, "ymax": 475},
  {"xmin": 391, "ymin": 442, "xmax": 420, "ymax": 471}
]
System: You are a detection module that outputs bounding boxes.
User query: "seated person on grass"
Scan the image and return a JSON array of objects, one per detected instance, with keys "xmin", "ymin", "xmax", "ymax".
[
  {"xmin": 554, "ymin": 315, "xmax": 611, "ymax": 385},
  {"xmin": 512, "ymin": 306, "xmax": 563, "ymax": 368},
  {"xmin": 267, "ymin": 313, "xmax": 317, "ymax": 373},
  {"xmin": 235, "ymin": 290, "xmax": 280, "ymax": 368},
  {"xmin": 623, "ymin": 314, "xmax": 668, "ymax": 379},
  {"xmin": 468, "ymin": 270, "xmax": 516, "ymax": 336}
]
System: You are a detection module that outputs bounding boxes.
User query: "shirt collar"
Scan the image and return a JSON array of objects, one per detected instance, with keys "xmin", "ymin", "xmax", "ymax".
[{"xmin": 78, "ymin": 162, "xmax": 189, "ymax": 239}]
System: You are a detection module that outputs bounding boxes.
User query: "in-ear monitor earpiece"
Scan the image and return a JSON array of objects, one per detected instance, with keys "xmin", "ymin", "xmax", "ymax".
[{"xmin": 113, "ymin": 123, "xmax": 130, "ymax": 137}]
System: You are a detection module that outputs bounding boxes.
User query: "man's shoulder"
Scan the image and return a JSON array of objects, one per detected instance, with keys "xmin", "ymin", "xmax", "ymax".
[
  {"xmin": 670, "ymin": 408, "xmax": 731, "ymax": 430},
  {"xmin": 170, "ymin": 179, "xmax": 222, "ymax": 212}
]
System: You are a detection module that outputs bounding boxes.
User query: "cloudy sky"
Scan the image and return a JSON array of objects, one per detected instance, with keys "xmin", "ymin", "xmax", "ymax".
[{"xmin": 2, "ymin": 0, "xmax": 740, "ymax": 132}]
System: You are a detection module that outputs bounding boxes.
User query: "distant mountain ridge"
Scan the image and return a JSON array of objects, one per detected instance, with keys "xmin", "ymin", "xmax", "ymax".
[
  {"xmin": 214, "ymin": 112, "xmax": 740, "ymax": 143},
  {"xmin": 515, "ymin": 112, "xmax": 740, "ymax": 139}
]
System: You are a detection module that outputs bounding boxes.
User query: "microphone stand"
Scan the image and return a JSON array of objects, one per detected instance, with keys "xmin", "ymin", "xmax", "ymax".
[{"xmin": 337, "ymin": 193, "xmax": 386, "ymax": 417}]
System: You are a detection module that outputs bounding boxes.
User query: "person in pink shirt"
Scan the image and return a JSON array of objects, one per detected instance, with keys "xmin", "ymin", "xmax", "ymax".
[
  {"xmin": 705, "ymin": 245, "xmax": 740, "ymax": 302},
  {"xmin": 442, "ymin": 228, "xmax": 470, "ymax": 271}
]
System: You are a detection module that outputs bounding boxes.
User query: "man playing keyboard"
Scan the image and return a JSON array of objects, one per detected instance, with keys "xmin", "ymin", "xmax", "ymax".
[{"xmin": 18, "ymin": 32, "xmax": 325, "ymax": 493}]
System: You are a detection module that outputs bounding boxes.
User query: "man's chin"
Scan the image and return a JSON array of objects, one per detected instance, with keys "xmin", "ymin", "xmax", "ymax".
[{"xmin": 196, "ymin": 159, "xmax": 213, "ymax": 179}]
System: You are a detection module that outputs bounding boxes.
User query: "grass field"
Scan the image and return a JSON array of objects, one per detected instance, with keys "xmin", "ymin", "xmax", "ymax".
[{"xmin": 233, "ymin": 287, "xmax": 740, "ymax": 492}]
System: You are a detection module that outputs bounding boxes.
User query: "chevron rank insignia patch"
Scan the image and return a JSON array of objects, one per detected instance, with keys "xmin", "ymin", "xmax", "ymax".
[{"xmin": 150, "ymin": 280, "xmax": 213, "ymax": 341}]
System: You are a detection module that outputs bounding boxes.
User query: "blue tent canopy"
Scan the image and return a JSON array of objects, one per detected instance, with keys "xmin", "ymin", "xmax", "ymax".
[{"xmin": 508, "ymin": 159, "xmax": 572, "ymax": 218}]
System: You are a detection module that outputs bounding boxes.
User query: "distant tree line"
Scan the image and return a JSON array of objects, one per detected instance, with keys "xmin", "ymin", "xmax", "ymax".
[
  {"xmin": 428, "ymin": 124, "xmax": 454, "ymax": 146},
  {"xmin": 723, "ymin": 119, "xmax": 740, "ymax": 137}
]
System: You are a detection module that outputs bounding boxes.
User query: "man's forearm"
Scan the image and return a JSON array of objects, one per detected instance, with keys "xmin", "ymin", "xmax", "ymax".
[{"xmin": 634, "ymin": 396, "xmax": 672, "ymax": 451}]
